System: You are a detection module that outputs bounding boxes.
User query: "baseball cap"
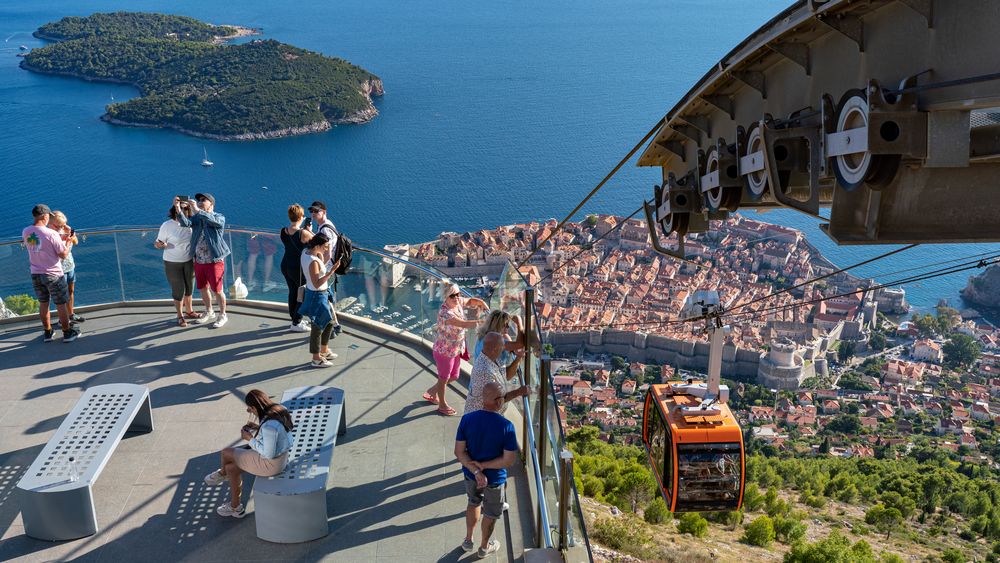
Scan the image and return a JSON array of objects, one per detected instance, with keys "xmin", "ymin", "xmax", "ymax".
[
  {"xmin": 194, "ymin": 193, "xmax": 215, "ymax": 204},
  {"xmin": 32, "ymin": 204, "xmax": 52, "ymax": 217},
  {"xmin": 308, "ymin": 201, "xmax": 326, "ymax": 213}
]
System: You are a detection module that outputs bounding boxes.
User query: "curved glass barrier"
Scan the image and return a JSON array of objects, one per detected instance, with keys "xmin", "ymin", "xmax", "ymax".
[{"xmin": 0, "ymin": 225, "xmax": 593, "ymax": 560}]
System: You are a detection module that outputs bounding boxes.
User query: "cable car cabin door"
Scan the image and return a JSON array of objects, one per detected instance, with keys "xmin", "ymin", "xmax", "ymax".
[{"xmin": 643, "ymin": 388, "xmax": 677, "ymax": 512}]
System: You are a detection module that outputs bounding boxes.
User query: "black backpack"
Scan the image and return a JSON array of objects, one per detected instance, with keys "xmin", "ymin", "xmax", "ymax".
[{"xmin": 333, "ymin": 230, "xmax": 353, "ymax": 275}]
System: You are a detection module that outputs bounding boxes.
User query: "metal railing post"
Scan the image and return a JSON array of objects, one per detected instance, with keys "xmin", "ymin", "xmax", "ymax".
[
  {"xmin": 522, "ymin": 286, "xmax": 534, "ymax": 468},
  {"xmin": 537, "ymin": 355, "xmax": 550, "ymax": 548},
  {"xmin": 559, "ymin": 449, "xmax": 574, "ymax": 551}
]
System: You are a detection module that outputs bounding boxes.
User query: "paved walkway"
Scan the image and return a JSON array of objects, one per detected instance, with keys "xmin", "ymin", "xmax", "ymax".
[{"xmin": 0, "ymin": 304, "xmax": 532, "ymax": 562}]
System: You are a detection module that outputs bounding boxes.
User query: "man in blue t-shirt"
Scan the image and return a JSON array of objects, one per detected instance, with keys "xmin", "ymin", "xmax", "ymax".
[{"xmin": 454, "ymin": 382, "xmax": 519, "ymax": 558}]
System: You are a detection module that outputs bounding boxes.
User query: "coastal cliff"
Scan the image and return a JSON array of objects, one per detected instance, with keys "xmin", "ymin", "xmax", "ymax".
[{"xmin": 961, "ymin": 265, "xmax": 1000, "ymax": 309}]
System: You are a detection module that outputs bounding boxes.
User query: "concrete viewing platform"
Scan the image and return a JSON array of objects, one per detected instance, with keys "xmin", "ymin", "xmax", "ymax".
[{"xmin": 0, "ymin": 303, "xmax": 533, "ymax": 562}]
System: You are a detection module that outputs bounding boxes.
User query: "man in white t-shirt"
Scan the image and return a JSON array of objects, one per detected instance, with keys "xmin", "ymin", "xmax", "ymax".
[{"xmin": 307, "ymin": 200, "xmax": 340, "ymax": 333}]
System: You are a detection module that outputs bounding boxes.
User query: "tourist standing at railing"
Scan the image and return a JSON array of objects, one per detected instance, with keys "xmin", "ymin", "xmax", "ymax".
[
  {"xmin": 464, "ymin": 332, "xmax": 528, "ymax": 415},
  {"xmin": 454, "ymin": 382, "xmax": 519, "ymax": 557},
  {"xmin": 424, "ymin": 282, "xmax": 488, "ymax": 416},
  {"xmin": 279, "ymin": 203, "xmax": 313, "ymax": 333},
  {"xmin": 307, "ymin": 201, "xmax": 342, "ymax": 336},
  {"xmin": 204, "ymin": 389, "xmax": 294, "ymax": 518},
  {"xmin": 473, "ymin": 310, "xmax": 524, "ymax": 362},
  {"xmin": 22, "ymin": 204, "xmax": 79, "ymax": 342},
  {"xmin": 155, "ymin": 204, "xmax": 201, "ymax": 327},
  {"xmin": 299, "ymin": 233, "xmax": 340, "ymax": 367},
  {"xmin": 48, "ymin": 211, "xmax": 85, "ymax": 325},
  {"xmin": 176, "ymin": 193, "xmax": 231, "ymax": 328}
]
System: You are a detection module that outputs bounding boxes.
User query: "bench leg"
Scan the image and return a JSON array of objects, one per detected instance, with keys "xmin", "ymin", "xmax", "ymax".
[
  {"xmin": 254, "ymin": 489, "xmax": 329, "ymax": 543},
  {"xmin": 338, "ymin": 401, "xmax": 347, "ymax": 437},
  {"xmin": 19, "ymin": 484, "xmax": 98, "ymax": 541},
  {"xmin": 127, "ymin": 394, "xmax": 154, "ymax": 433}
]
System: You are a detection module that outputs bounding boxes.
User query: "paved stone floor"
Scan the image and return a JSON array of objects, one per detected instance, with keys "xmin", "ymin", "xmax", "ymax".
[{"xmin": 0, "ymin": 304, "xmax": 532, "ymax": 562}]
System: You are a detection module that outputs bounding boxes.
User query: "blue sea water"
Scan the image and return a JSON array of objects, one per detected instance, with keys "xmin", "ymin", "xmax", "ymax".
[{"xmin": 0, "ymin": 0, "xmax": 995, "ymax": 311}]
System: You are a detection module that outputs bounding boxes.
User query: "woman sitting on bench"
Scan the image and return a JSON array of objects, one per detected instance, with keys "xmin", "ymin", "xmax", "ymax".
[{"xmin": 204, "ymin": 389, "xmax": 295, "ymax": 518}]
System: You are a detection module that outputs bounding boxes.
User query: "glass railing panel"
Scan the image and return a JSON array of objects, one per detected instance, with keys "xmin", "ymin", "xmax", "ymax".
[
  {"xmin": 116, "ymin": 229, "xmax": 178, "ymax": 302},
  {"xmin": 67, "ymin": 232, "xmax": 126, "ymax": 307},
  {"xmin": 227, "ymin": 229, "xmax": 284, "ymax": 304},
  {"xmin": 0, "ymin": 242, "xmax": 36, "ymax": 317}
]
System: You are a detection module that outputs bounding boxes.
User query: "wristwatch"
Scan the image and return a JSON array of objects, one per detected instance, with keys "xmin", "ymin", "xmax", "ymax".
[{"xmin": 472, "ymin": 468, "xmax": 481, "ymax": 475}]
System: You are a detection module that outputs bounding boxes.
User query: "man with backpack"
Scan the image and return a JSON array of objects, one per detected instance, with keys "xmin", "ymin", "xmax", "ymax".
[{"xmin": 307, "ymin": 200, "xmax": 352, "ymax": 336}]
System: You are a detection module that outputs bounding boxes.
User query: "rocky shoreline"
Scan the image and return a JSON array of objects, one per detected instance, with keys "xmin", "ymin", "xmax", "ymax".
[{"xmin": 961, "ymin": 264, "xmax": 1000, "ymax": 310}]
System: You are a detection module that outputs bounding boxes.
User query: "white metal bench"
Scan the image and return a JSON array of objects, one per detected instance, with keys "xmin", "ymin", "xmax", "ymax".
[
  {"xmin": 16, "ymin": 383, "xmax": 153, "ymax": 541},
  {"xmin": 253, "ymin": 385, "xmax": 346, "ymax": 543}
]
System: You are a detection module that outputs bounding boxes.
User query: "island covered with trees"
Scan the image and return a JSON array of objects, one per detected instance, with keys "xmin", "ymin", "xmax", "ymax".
[{"xmin": 22, "ymin": 12, "xmax": 384, "ymax": 140}]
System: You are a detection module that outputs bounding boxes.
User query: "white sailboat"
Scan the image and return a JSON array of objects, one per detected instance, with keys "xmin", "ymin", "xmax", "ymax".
[{"xmin": 201, "ymin": 147, "xmax": 214, "ymax": 167}]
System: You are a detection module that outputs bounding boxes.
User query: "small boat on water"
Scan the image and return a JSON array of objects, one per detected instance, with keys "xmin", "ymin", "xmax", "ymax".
[
  {"xmin": 19, "ymin": 45, "xmax": 28, "ymax": 51},
  {"xmin": 201, "ymin": 148, "xmax": 214, "ymax": 167}
]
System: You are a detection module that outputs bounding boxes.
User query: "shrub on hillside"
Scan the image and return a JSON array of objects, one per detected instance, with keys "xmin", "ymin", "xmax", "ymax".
[
  {"xmin": 643, "ymin": 497, "xmax": 669, "ymax": 525},
  {"xmin": 591, "ymin": 516, "xmax": 656, "ymax": 560},
  {"xmin": 4, "ymin": 294, "xmax": 38, "ymax": 316},
  {"xmin": 677, "ymin": 512, "xmax": 709, "ymax": 538},
  {"xmin": 742, "ymin": 515, "xmax": 776, "ymax": 547},
  {"xmin": 773, "ymin": 515, "xmax": 807, "ymax": 544}
]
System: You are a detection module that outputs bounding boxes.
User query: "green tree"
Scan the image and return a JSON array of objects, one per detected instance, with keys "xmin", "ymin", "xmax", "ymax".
[
  {"xmin": 611, "ymin": 355, "xmax": 627, "ymax": 371},
  {"xmin": 618, "ymin": 471, "xmax": 655, "ymax": 513},
  {"xmin": 911, "ymin": 313, "xmax": 939, "ymax": 338},
  {"xmin": 783, "ymin": 531, "xmax": 879, "ymax": 563},
  {"xmin": 742, "ymin": 515, "xmax": 776, "ymax": 547},
  {"xmin": 869, "ymin": 331, "xmax": 887, "ymax": 352},
  {"xmin": 879, "ymin": 491, "xmax": 916, "ymax": 520},
  {"xmin": 935, "ymin": 305, "xmax": 962, "ymax": 335},
  {"xmin": 865, "ymin": 504, "xmax": 903, "ymax": 539},
  {"xmin": 743, "ymin": 483, "xmax": 765, "ymax": 512},
  {"xmin": 941, "ymin": 547, "xmax": 964, "ymax": 563},
  {"xmin": 643, "ymin": 497, "xmax": 668, "ymax": 525},
  {"xmin": 943, "ymin": 333, "xmax": 982, "ymax": 370},
  {"xmin": 677, "ymin": 512, "xmax": 709, "ymax": 537},
  {"xmin": 3, "ymin": 294, "xmax": 39, "ymax": 316},
  {"xmin": 591, "ymin": 516, "xmax": 654, "ymax": 557},
  {"xmin": 838, "ymin": 341, "xmax": 857, "ymax": 363}
]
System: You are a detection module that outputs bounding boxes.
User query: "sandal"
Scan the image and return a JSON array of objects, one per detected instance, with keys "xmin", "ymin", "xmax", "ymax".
[
  {"xmin": 184, "ymin": 311, "xmax": 202, "ymax": 319},
  {"xmin": 177, "ymin": 317, "xmax": 188, "ymax": 327},
  {"xmin": 437, "ymin": 406, "xmax": 457, "ymax": 416},
  {"xmin": 421, "ymin": 392, "xmax": 439, "ymax": 404}
]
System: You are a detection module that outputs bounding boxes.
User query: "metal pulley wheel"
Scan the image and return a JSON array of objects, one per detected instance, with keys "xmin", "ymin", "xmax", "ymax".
[
  {"xmin": 704, "ymin": 145, "xmax": 742, "ymax": 211},
  {"xmin": 743, "ymin": 122, "xmax": 768, "ymax": 200},
  {"xmin": 655, "ymin": 182, "xmax": 689, "ymax": 237},
  {"xmin": 832, "ymin": 89, "xmax": 901, "ymax": 191}
]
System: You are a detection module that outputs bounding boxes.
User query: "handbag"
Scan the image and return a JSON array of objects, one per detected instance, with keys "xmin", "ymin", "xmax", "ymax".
[
  {"xmin": 296, "ymin": 284, "xmax": 305, "ymax": 303},
  {"xmin": 460, "ymin": 345, "xmax": 470, "ymax": 361}
]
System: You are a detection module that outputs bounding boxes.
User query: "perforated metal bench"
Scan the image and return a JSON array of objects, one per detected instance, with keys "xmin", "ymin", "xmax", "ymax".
[
  {"xmin": 16, "ymin": 383, "xmax": 153, "ymax": 541},
  {"xmin": 253, "ymin": 385, "xmax": 346, "ymax": 543}
]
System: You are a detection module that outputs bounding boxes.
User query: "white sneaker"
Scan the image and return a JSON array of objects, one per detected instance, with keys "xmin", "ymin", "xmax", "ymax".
[
  {"xmin": 204, "ymin": 470, "xmax": 225, "ymax": 486},
  {"xmin": 195, "ymin": 311, "xmax": 216, "ymax": 325},
  {"xmin": 322, "ymin": 351, "xmax": 338, "ymax": 360},
  {"xmin": 310, "ymin": 358, "xmax": 333, "ymax": 368},
  {"xmin": 289, "ymin": 321, "xmax": 310, "ymax": 333},
  {"xmin": 245, "ymin": 280, "xmax": 257, "ymax": 291},
  {"xmin": 262, "ymin": 281, "xmax": 280, "ymax": 292},
  {"xmin": 212, "ymin": 313, "xmax": 228, "ymax": 328},
  {"xmin": 217, "ymin": 503, "xmax": 246, "ymax": 518}
]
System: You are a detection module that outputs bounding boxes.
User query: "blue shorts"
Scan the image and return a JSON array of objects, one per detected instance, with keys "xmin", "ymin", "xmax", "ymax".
[{"xmin": 64, "ymin": 269, "xmax": 76, "ymax": 285}]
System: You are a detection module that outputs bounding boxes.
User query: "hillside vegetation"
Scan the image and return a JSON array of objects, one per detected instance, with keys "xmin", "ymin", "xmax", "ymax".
[
  {"xmin": 23, "ymin": 12, "xmax": 382, "ymax": 139},
  {"xmin": 568, "ymin": 424, "xmax": 1000, "ymax": 562}
]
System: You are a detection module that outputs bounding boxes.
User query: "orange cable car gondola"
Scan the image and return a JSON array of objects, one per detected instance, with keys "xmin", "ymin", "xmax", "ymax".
[{"xmin": 640, "ymin": 292, "xmax": 745, "ymax": 512}]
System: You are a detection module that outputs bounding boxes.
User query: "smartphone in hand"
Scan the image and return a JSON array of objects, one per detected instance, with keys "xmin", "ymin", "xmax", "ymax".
[{"xmin": 303, "ymin": 217, "xmax": 312, "ymax": 229}]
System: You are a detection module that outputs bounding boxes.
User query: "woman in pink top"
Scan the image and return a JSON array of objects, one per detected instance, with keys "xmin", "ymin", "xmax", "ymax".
[{"xmin": 423, "ymin": 283, "xmax": 487, "ymax": 415}]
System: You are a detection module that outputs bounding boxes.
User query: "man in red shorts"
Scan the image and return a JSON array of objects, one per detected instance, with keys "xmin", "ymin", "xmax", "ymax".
[{"xmin": 176, "ymin": 193, "xmax": 232, "ymax": 328}]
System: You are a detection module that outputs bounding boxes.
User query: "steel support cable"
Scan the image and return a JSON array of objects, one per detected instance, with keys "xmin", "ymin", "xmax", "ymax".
[
  {"xmin": 727, "ymin": 244, "xmax": 919, "ymax": 314},
  {"xmin": 516, "ymin": 117, "xmax": 666, "ymax": 270},
  {"xmin": 723, "ymin": 255, "xmax": 1000, "ymax": 323},
  {"xmin": 890, "ymin": 71, "xmax": 1000, "ymax": 96},
  {"xmin": 536, "ymin": 205, "xmax": 644, "ymax": 285}
]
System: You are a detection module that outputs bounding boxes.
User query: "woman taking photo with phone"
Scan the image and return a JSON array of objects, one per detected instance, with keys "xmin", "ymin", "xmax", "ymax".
[
  {"xmin": 423, "ymin": 282, "xmax": 487, "ymax": 415},
  {"xmin": 204, "ymin": 389, "xmax": 294, "ymax": 518},
  {"xmin": 279, "ymin": 204, "xmax": 313, "ymax": 333},
  {"xmin": 155, "ymin": 202, "xmax": 200, "ymax": 326}
]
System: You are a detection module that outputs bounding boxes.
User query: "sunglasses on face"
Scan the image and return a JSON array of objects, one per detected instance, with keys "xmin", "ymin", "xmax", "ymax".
[{"xmin": 448, "ymin": 294, "xmax": 460, "ymax": 299}]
